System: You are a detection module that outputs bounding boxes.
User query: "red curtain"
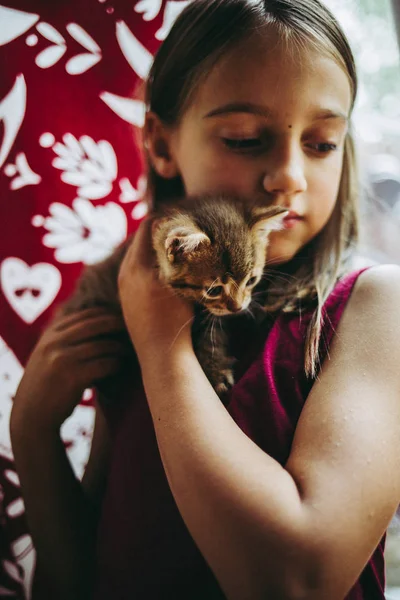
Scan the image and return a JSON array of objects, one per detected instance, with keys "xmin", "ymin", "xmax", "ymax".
[{"xmin": 0, "ymin": 1, "xmax": 188, "ymax": 596}]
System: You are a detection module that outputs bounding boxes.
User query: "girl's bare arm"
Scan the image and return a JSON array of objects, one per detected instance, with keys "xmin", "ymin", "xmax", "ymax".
[
  {"xmin": 119, "ymin": 228, "xmax": 400, "ymax": 600},
  {"xmin": 10, "ymin": 309, "xmax": 124, "ymax": 600}
]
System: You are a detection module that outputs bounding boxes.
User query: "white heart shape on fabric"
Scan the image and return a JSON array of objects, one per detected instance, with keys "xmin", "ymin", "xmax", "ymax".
[{"xmin": 0, "ymin": 258, "xmax": 62, "ymax": 323}]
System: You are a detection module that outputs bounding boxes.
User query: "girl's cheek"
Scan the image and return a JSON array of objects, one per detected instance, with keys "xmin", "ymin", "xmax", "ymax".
[{"xmin": 183, "ymin": 151, "xmax": 255, "ymax": 196}]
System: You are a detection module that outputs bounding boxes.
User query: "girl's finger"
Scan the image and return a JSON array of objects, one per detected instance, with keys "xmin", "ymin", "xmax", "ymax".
[
  {"xmin": 51, "ymin": 306, "xmax": 123, "ymax": 332},
  {"xmin": 82, "ymin": 356, "xmax": 128, "ymax": 382},
  {"xmin": 54, "ymin": 314, "xmax": 126, "ymax": 342},
  {"xmin": 124, "ymin": 218, "xmax": 156, "ymax": 271},
  {"xmin": 72, "ymin": 339, "xmax": 131, "ymax": 361}
]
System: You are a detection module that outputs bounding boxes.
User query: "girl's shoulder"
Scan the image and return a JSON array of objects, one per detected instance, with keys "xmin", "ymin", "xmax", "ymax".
[
  {"xmin": 323, "ymin": 263, "xmax": 400, "ymax": 321},
  {"xmin": 339, "ymin": 263, "xmax": 400, "ymax": 313},
  {"xmin": 318, "ymin": 264, "xmax": 400, "ymax": 363},
  {"xmin": 324, "ymin": 264, "xmax": 400, "ymax": 369}
]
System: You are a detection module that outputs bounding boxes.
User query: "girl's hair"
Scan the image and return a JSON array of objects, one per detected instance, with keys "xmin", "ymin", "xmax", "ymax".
[{"xmin": 144, "ymin": 0, "xmax": 359, "ymax": 378}]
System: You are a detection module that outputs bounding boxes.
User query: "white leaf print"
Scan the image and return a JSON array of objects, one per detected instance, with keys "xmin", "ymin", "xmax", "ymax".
[
  {"xmin": 119, "ymin": 176, "xmax": 146, "ymax": 203},
  {"xmin": 80, "ymin": 135, "xmax": 104, "ymax": 164},
  {"xmin": 2, "ymin": 560, "xmax": 21, "ymax": 584},
  {"xmin": 5, "ymin": 152, "xmax": 41, "ymax": 190},
  {"xmin": 12, "ymin": 535, "xmax": 33, "ymax": 561},
  {"xmin": 65, "ymin": 53, "xmax": 101, "ymax": 75},
  {"xmin": 11, "ymin": 535, "xmax": 36, "ymax": 600},
  {"xmin": 4, "ymin": 470, "xmax": 20, "ymax": 487},
  {"xmin": 0, "ymin": 340, "xmax": 23, "ymax": 461},
  {"xmin": 61, "ymin": 171, "xmax": 91, "ymax": 186},
  {"xmin": 155, "ymin": 1, "xmax": 191, "ymax": 41},
  {"xmin": 0, "ymin": 74, "xmax": 27, "ymax": 169},
  {"xmin": 116, "ymin": 20, "xmax": 153, "ymax": 80},
  {"xmin": 61, "ymin": 404, "xmax": 95, "ymax": 479},
  {"xmin": 35, "ymin": 44, "xmax": 67, "ymax": 68},
  {"xmin": 0, "ymin": 5, "xmax": 39, "ymax": 47},
  {"xmin": 132, "ymin": 201, "xmax": 148, "ymax": 220},
  {"xmin": 98, "ymin": 140, "xmax": 118, "ymax": 180},
  {"xmin": 53, "ymin": 142, "xmax": 80, "ymax": 161},
  {"xmin": 47, "ymin": 202, "xmax": 82, "ymax": 227},
  {"xmin": 134, "ymin": 0, "xmax": 163, "ymax": 21},
  {"xmin": 80, "ymin": 159, "xmax": 104, "ymax": 180},
  {"xmin": 100, "ymin": 92, "xmax": 146, "ymax": 127},
  {"xmin": 63, "ymin": 133, "xmax": 84, "ymax": 158},
  {"xmin": 52, "ymin": 156, "xmax": 79, "ymax": 171},
  {"xmin": 78, "ymin": 183, "xmax": 112, "ymax": 199},
  {"xmin": 0, "ymin": 586, "xmax": 17, "ymax": 596},
  {"xmin": 66, "ymin": 22, "xmax": 101, "ymax": 54},
  {"xmin": 36, "ymin": 21, "xmax": 66, "ymax": 45},
  {"xmin": 6, "ymin": 498, "xmax": 25, "ymax": 518},
  {"xmin": 43, "ymin": 230, "xmax": 84, "ymax": 247}
]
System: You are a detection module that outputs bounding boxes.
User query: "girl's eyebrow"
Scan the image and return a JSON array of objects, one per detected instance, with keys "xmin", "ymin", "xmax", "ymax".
[{"xmin": 204, "ymin": 102, "xmax": 348, "ymax": 122}]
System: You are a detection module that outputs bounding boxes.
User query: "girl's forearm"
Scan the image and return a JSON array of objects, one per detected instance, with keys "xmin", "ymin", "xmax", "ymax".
[
  {"xmin": 10, "ymin": 411, "xmax": 98, "ymax": 600},
  {"xmin": 139, "ymin": 344, "xmax": 316, "ymax": 600}
]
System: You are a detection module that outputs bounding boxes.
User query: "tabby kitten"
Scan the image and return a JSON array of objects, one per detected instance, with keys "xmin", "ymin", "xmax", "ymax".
[{"xmin": 59, "ymin": 195, "xmax": 287, "ymax": 399}]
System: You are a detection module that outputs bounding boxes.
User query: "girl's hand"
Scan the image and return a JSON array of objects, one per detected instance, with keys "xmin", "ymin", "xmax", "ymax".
[
  {"xmin": 118, "ymin": 219, "xmax": 194, "ymax": 359},
  {"xmin": 11, "ymin": 307, "xmax": 128, "ymax": 433}
]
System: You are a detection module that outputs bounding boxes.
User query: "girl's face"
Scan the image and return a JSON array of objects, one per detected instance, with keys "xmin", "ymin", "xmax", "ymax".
[{"xmin": 154, "ymin": 33, "xmax": 352, "ymax": 265}]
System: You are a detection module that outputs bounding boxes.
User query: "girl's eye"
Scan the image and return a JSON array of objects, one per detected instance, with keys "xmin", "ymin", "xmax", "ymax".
[
  {"xmin": 207, "ymin": 286, "xmax": 223, "ymax": 298},
  {"xmin": 222, "ymin": 138, "xmax": 262, "ymax": 151},
  {"xmin": 307, "ymin": 142, "xmax": 338, "ymax": 154},
  {"xmin": 246, "ymin": 276, "xmax": 258, "ymax": 287}
]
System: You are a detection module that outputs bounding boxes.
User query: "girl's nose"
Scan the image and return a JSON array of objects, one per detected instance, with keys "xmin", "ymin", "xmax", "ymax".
[{"xmin": 262, "ymin": 143, "xmax": 307, "ymax": 197}]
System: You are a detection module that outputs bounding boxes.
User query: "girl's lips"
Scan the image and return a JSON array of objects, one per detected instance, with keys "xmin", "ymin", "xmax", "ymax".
[{"xmin": 283, "ymin": 213, "xmax": 304, "ymax": 229}]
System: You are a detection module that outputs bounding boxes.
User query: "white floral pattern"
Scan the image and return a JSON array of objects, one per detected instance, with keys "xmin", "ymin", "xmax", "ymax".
[
  {"xmin": 38, "ymin": 198, "xmax": 127, "ymax": 265},
  {"xmin": 50, "ymin": 134, "xmax": 118, "ymax": 200}
]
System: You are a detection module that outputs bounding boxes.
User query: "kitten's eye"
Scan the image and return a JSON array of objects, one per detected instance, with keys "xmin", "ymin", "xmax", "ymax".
[
  {"xmin": 246, "ymin": 276, "xmax": 258, "ymax": 287},
  {"xmin": 207, "ymin": 286, "xmax": 223, "ymax": 298}
]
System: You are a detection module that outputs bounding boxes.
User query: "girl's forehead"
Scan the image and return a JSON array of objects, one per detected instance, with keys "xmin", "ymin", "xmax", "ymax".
[{"xmin": 187, "ymin": 35, "xmax": 352, "ymax": 123}]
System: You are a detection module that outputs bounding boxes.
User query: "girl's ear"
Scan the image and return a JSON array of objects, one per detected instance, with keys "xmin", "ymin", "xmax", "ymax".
[{"xmin": 144, "ymin": 112, "xmax": 180, "ymax": 180}]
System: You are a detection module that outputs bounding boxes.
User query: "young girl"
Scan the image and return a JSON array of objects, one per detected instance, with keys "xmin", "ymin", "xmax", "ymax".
[{"xmin": 10, "ymin": 1, "xmax": 400, "ymax": 599}]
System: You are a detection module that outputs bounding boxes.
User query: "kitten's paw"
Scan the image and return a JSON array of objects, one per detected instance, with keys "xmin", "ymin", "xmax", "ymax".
[{"xmin": 215, "ymin": 369, "xmax": 235, "ymax": 396}]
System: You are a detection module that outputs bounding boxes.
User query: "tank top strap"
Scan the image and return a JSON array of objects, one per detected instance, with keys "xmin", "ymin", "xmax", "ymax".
[{"xmin": 317, "ymin": 267, "xmax": 372, "ymax": 367}]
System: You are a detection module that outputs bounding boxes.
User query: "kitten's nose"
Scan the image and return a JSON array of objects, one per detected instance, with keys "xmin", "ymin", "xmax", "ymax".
[{"xmin": 226, "ymin": 299, "xmax": 243, "ymax": 313}]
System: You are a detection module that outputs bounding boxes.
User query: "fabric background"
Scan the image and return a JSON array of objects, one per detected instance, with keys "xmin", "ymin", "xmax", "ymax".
[{"xmin": 0, "ymin": 1, "xmax": 190, "ymax": 597}]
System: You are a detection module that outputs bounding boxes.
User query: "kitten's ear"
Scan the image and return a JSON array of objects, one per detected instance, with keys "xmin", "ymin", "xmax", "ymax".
[
  {"xmin": 165, "ymin": 226, "xmax": 210, "ymax": 263},
  {"xmin": 251, "ymin": 207, "xmax": 289, "ymax": 239}
]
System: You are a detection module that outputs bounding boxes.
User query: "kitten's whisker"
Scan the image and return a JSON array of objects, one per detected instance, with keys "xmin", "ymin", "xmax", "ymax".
[
  {"xmin": 246, "ymin": 305, "xmax": 256, "ymax": 321},
  {"xmin": 210, "ymin": 316, "xmax": 216, "ymax": 356},
  {"xmin": 270, "ymin": 269, "xmax": 298, "ymax": 281},
  {"xmin": 230, "ymin": 280, "xmax": 239, "ymax": 293},
  {"xmin": 168, "ymin": 317, "xmax": 195, "ymax": 352},
  {"xmin": 206, "ymin": 277, "xmax": 220, "ymax": 294},
  {"xmin": 261, "ymin": 271, "xmax": 297, "ymax": 285},
  {"xmin": 264, "ymin": 254, "xmax": 295, "ymax": 267}
]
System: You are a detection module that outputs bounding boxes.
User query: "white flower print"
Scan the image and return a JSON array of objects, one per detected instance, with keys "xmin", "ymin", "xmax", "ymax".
[
  {"xmin": 155, "ymin": 1, "xmax": 191, "ymax": 41},
  {"xmin": 0, "ymin": 5, "xmax": 39, "ymax": 47},
  {"xmin": 119, "ymin": 175, "xmax": 146, "ymax": 203},
  {"xmin": 4, "ymin": 152, "xmax": 41, "ymax": 190},
  {"xmin": 51, "ymin": 133, "xmax": 118, "ymax": 200},
  {"xmin": 39, "ymin": 198, "xmax": 127, "ymax": 265},
  {"xmin": 61, "ymin": 404, "xmax": 95, "ymax": 480},
  {"xmin": 134, "ymin": 0, "xmax": 163, "ymax": 22}
]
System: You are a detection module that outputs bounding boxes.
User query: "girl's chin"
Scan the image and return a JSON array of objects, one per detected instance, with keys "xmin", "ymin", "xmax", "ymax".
[{"xmin": 266, "ymin": 246, "xmax": 300, "ymax": 268}]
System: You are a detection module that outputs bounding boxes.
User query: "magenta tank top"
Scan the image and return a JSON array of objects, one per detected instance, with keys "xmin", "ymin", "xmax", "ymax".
[{"xmin": 93, "ymin": 268, "xmax": 385, "ymax": 600}]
